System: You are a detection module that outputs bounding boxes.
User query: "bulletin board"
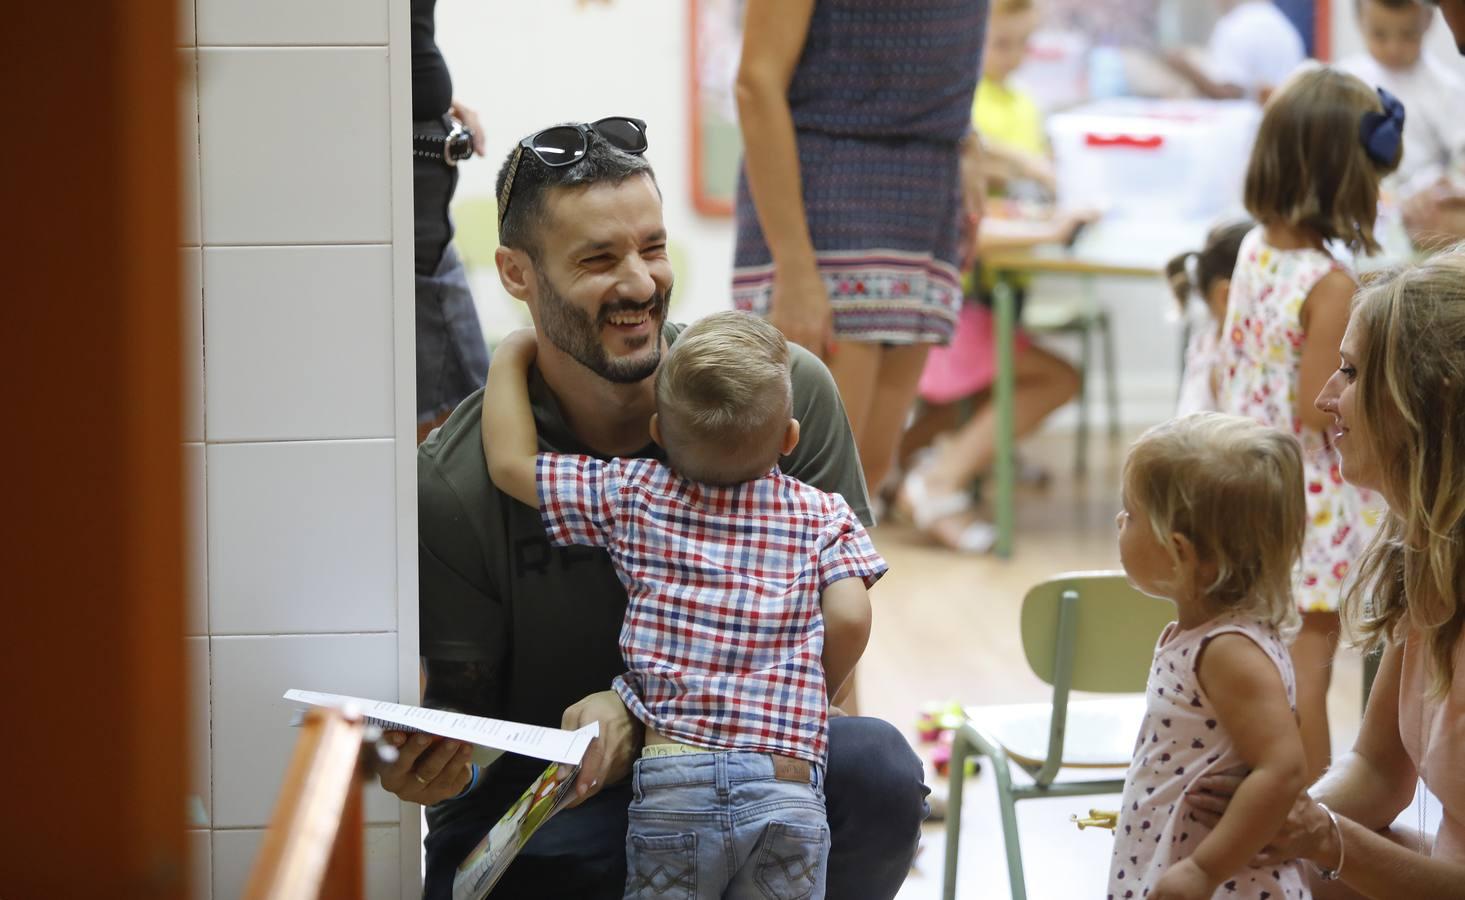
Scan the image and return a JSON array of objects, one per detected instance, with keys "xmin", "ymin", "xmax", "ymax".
[{"xmin": 689, "ymin": 0, "xmax": 747, "ymax": 216}]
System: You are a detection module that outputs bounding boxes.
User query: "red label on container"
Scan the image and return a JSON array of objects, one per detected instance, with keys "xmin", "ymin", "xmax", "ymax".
[{"xmin": 1083, "ymin": 133, "xmax": 1165, "ymax": 150}]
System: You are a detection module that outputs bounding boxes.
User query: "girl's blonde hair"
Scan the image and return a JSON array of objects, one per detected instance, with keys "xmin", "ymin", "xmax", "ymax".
[
  {"xmin": 1342, "ymin": 245, "xmax": 1465, "ymax": 696},
  {"xmin": 1125, "ymin": 412, "xmax": 1306, "ymax": 635},
  {"xmin": 1244, "ymin": 66, "xmax": 1400, "ymax": 255}
]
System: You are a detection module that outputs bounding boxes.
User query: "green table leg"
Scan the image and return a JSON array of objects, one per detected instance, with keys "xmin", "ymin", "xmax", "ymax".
[{"xmin": 994, "ymin": 276, "xmax": 1017, "ymax": 559}]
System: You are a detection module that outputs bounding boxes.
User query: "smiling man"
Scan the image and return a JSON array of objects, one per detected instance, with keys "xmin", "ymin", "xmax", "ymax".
[{"xmin": 387, "ymin": 120, "xmax": 930, "ymax": 900}]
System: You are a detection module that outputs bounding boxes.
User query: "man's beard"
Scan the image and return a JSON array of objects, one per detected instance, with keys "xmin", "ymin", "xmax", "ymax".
[{"xmin": 535, "ymin": 271, "xmax": 671, "ymax": 384}]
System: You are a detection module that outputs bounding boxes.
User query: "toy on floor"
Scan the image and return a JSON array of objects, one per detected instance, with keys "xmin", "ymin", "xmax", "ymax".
[
  {"xmin": 929, "ymin": 730, "xmax": 981, "ymax": 778},
  {"xmin": 915, "ymin": 700, "xmax": 966, "ymax": 743},
  {"xmin": 1070, "ymin": 809, "xmax": 1119, "ymax": 831}
]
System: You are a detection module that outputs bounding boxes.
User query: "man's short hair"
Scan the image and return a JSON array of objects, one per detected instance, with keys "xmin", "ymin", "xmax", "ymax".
[{"xmin": 495, "ymin": 127, "xmax": 655, "ymax": 259}]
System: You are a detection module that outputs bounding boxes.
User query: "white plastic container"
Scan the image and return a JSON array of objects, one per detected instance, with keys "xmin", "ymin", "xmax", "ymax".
[{"xmin": 1047, "ymin": 99, "xmax": 1262, "ymax": 222}]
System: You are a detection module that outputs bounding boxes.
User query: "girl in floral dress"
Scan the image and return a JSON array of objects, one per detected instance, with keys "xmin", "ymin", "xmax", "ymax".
[{"xmin": 1216, "ymin": 66, "xmax": 1401, "ymax": 782}]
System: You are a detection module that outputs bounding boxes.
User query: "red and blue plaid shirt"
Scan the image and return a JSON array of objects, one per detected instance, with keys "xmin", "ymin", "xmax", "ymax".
[{"xmin": 537, "ymin": 453, "xmax": 887, "ymax": 765}]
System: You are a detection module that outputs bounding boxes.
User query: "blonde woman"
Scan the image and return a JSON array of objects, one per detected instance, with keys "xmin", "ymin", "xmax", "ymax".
[{"xmin": 1191, "ymin": 247, "xmax": 1465, "ymax": 898}]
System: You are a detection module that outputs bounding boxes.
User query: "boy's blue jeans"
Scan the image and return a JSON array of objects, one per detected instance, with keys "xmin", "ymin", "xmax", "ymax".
[
  {"xmin": 624, "ymin": 750, "xmax": 829, "ymax": 899},
  {"xmin": 423, "ymin": 716, "xmax": 929, "ymax": 900}
]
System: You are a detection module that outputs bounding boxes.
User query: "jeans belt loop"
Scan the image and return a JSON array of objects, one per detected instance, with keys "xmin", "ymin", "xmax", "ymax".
[{"xmin": 716, "ymin": 751, "xmax": 730, "ymax": 800}]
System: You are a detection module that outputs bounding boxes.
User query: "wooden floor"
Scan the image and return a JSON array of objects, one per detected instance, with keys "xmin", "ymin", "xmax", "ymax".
[{"xmin": 856, "ymin": 428, "xmax": 1366, "ymax": 900}]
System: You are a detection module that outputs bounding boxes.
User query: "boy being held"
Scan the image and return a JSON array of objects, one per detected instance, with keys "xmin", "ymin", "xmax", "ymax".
[{"xmin": 482, "ymin": 310, "xmax": 886, "ymax": 900}]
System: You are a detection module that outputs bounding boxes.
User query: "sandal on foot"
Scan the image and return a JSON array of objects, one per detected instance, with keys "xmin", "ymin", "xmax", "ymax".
[{"xmin": 899, "ymin": 471, "xmax": 998, "ymax": 554}]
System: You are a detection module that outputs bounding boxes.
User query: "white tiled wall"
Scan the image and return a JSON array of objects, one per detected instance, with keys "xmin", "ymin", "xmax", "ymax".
[
  {"xmin": 181, "ymin": 0, "xmax": 417, "ymax": 895},
  {"xmin": 197, "ymin": 48, "xmax": 393, "ymax": 245},
  {"xmin": 202, "ymin": 246, "xmax": 395, "ymax": 441}
]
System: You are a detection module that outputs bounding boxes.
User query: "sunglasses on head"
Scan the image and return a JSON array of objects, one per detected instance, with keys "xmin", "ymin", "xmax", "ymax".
[{"xmin": 497, "ymin": 116, "xmax": 650, "ymax": 230}]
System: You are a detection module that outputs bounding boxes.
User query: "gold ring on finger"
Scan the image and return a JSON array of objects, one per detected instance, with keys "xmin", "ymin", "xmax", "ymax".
[{"xmin": 413, "ymin": 772, "xmax": 430, "ymax": 785}]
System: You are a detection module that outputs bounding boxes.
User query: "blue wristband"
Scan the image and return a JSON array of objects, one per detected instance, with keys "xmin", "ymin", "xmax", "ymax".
[{"xmin": 447, "ymin": 762, "xmax": 479, "ymax": 801}]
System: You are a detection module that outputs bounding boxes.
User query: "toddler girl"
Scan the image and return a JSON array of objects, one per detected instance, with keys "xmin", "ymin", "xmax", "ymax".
[
  {"xmin": 1216, "ymin": 65, "xmax": 1399, "ymax": 780},
  {"xmin": 1166, "ymin": 219, "xmax": 1252, "ymax": 416},
  {"xmin": 1111, "ymin": 412, "xmax": 1310, "ymax": 900}
]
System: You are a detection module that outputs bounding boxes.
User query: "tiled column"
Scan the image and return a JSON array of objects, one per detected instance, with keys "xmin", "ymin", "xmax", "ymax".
[{"xmin": 182, "ymin": 0, "xmax": 419, "ymax": 896}]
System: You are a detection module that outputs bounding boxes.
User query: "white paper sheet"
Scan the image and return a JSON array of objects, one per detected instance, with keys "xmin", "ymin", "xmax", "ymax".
[{"xmin": 283, "ymin": 689, "xmax": 599, "ymax": 765}]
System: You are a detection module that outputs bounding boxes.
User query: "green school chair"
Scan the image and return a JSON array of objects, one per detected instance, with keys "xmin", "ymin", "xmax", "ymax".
[{"xmin": 941, "ymin": 571, "xmax": 1176, "ymax": 900}]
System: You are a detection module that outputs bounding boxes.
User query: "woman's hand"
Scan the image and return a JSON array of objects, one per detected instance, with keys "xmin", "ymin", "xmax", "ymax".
[
  {"xmin": 560, "ymin": 690, "xmax": 642, "ymax": 808},
  {"xmin": 959, "ymin": 135, "xmax": 987, "ymax": 271},
  {"xmin": 1188, "ymin": 770, "xmax": 1337, "ymax": 865},
  {"xmin": 377, "ymin": 732, "xmax": 475, "ymax": 806},
  {"xmin": 1149, "ymin": 858, "xmax": 1215, "ymax": 900},
  {"xmin": 768, "ymin": 263, "xmax": 834, "ymax": 358}
]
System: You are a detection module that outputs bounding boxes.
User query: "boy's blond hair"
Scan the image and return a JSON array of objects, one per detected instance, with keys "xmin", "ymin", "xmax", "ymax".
[
  {"xmin": 1343, "ymin": 245, "xmax": 1465, "ymax": 697},
  {"xmin": 1244, "ymin": 65, "xmax": 1400, "ymax": 255},
  {"xmin": 1124, "ymin": 413, "xmax": 1306, "ymax": 635},
  {"xmin": 654, "ymin": 310, "xmax": 792, "ymax": 486}
]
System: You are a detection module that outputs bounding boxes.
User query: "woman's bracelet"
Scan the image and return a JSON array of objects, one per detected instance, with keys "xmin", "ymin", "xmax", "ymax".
[{"xmin": 1314, "ymin": 802, "xmax": 1345, "ymax": 881}]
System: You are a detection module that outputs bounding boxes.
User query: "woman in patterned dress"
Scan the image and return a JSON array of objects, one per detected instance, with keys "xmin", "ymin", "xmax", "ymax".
[
  {"xmin": 733, "ymin": 0, "xmax": 991, "ymax": 529},
  {"xmin": 1215, "ymin": 66, "xmax": 1400, "ymax": 780}
]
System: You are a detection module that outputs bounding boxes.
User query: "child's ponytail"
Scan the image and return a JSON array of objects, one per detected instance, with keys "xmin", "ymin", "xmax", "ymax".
[
  {"xmin": 1165, "ymin": 220, "xmax": 1253, "ymax": 316},
  {"xmin": 1165, "ymin": 251, "xmax": 1198, "ymax": 314}
]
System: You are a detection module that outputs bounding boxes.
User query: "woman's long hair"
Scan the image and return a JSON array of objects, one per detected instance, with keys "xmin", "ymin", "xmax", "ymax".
[{"xmin": 1343, "ymin": 246, "xmax": 1465, "ymax": 696}]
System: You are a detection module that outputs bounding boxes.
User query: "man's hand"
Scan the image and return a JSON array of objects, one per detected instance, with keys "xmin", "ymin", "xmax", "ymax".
[
  {"xmin": 377, "ymin": 732, "xmax": 474, "ymax": 806},
  {"xmin": 1149, "ymin": 858, "xmax": 1214, "ymax": 900},
  {"xmin": 561, "ymin": 690, "xmax": 641, "ymax": 808},
  {"xmin": 448, "ymin": 99, "xmax": 486, "ymax": 156}
]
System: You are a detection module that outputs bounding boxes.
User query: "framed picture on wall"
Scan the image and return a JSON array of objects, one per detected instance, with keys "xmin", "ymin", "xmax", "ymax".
[{"xmin": 689, "ymin": 0, "xmax": 746, "ymax": 216}]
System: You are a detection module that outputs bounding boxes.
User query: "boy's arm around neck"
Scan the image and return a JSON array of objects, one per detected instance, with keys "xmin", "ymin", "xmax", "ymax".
[{"xmin": 481, "ymin": 329, "xmax": 542, "ymax": 508}]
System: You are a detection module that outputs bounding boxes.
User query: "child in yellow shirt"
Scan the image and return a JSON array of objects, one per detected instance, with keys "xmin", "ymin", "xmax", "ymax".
[{"xmin": 899, "ymin": 0, "xmax": 1095, "ymax": 553}]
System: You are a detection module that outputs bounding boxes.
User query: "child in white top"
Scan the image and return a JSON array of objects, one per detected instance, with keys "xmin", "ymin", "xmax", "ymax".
[
  {"xmin": 1216, "ymin": 65, "xmax": 1397, "ymax": 781},
  {"xmin": 1166, "ymin": 1, "xmax": 1307, "ymax": 100},
  {"xmin": 1339, "ymin": 0, "xmax": 1465, "ymax": 241},
  {"xmin": 1111, "ymin": 412, "xmax": 1310, "ymax": 900},
  {"xmin": 1165, "ymin": 220, "xmax": 1252, "ymax": 416}
]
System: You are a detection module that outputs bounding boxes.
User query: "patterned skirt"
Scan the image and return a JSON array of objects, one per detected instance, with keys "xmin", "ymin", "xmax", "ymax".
[{"xmin": 732, "ymin": 130, "xmax": 964, "ymax": 345}]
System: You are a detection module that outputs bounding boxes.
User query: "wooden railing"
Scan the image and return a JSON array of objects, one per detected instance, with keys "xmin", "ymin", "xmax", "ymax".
[{"xmin": 244, "ymin": 708, "xmax": 394, "ymax": 900}]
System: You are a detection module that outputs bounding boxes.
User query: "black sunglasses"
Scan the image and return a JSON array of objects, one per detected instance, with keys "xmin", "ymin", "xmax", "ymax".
[{"xmin": 497, "ymin": 116, "xmax": 650, "ymax": 230}]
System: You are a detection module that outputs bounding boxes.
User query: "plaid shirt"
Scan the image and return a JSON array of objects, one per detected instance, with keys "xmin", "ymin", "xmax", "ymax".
[{"xmin": 537, "ymin": 453, "xmax": 887, "ymax": 765}]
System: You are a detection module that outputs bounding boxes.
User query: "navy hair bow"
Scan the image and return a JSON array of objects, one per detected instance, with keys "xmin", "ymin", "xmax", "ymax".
[{"xmin": 1359, "ymin": 87, "xmax": 1406, "ymax": 167}]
